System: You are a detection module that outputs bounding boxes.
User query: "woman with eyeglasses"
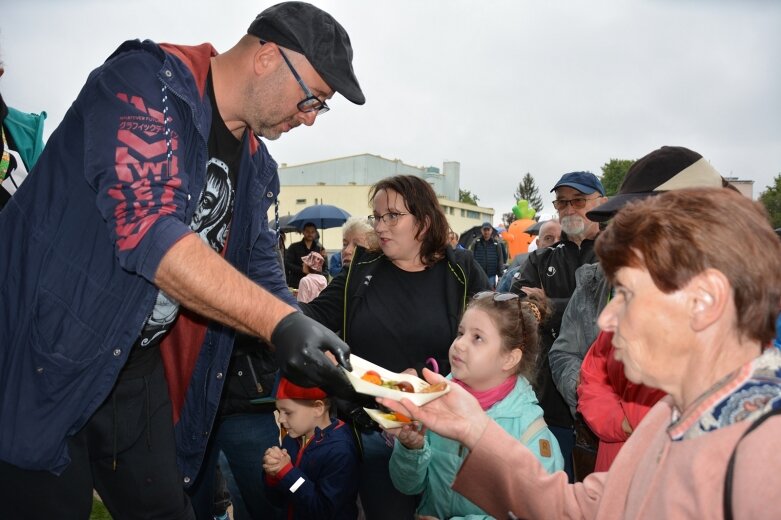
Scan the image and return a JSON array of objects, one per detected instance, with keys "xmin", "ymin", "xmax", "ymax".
[{"xmin": 301, "ymin": 175, "xmax": 489, "ymax": 519}]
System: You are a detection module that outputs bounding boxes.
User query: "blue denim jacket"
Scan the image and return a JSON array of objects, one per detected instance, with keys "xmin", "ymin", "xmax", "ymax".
[{"xmin": 0, "ymin": 40, "xmax": 294, "ymax": 483}]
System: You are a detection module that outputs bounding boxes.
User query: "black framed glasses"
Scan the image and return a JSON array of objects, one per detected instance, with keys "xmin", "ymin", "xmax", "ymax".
[
  {"xmin": 367, "ymin": 212, "xmax": 410, "ymax": 227},
  {"xmin": 260, "ymin": 40, "xmax": 329, "ymax": 115},
  {"xmin": 552, "ymin": 196, "xmax": 600, "ymax": 210}
]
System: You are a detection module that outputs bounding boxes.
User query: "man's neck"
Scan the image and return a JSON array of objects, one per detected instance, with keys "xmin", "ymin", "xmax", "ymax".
[{"xmin": 210, "ymin": 55, "xmax": 249, "ymax": 140}]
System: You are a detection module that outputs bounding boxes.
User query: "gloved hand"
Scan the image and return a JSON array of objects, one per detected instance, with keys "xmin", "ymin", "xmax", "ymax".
[{"xmin": 271, "ymin": 312, "xmax": 354, "ymax": 398}]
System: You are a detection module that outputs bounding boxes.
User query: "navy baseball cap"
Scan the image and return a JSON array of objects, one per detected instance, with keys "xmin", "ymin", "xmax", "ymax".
[
  {"xmin": 481, "ymin": 221, "xmax": 493, "ymax": 229},
  {"xmin": 551, "ymin": 171, "xmax": 605, "ymax": 196},
  {"xmin": 248, "ymin": 2, "xmax": 365, "ymax": 105}
]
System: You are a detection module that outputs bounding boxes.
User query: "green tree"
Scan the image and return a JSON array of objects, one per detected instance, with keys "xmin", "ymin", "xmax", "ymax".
[
  {"xmin": 459, "ymin": 188, "xmax": 480, "ymax": 205},
  {"xmin": 513, "ymin": 173, "xmax": 544, "ymax": 212},
  {"xmin": 600, "ymin": 159, "xmax": 635, "ymax": 196},
  {"xmin": 759, "ymin": 174, "xmax": 781, "ymax": 229}
]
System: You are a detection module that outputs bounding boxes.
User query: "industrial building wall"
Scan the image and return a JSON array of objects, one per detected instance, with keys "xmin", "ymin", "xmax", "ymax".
[{"xmin": 270, "ymin": 184, "xmax": 494, "ymax": 251}]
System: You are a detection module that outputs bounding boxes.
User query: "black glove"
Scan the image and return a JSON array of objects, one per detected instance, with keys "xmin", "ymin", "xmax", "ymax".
[{"xmin": 271, "ymin": 312, "xmax": 354, "ymax": 398}]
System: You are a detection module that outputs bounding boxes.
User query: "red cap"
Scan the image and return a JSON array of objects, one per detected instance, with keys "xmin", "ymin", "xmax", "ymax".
[{"xmin": 275, "ymin": 377, "xmax": 327, "ymax": 400}]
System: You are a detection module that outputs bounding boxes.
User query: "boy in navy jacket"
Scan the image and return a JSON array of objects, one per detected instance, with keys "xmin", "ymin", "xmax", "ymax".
[{"xmin": 264, "ymin": 377, "xmax": 359, "ymax": 519}]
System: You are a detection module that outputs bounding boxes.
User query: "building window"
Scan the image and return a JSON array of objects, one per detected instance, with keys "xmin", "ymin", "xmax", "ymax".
[
  {"xmin": 296, "ymin": 198, "xmax": 307, "ymax": 204},
  {"xmin": 460, "ymin": 209, "xmax": 465, "ymax": 217},
  {"xmin": 466, "ymin": 210, "xmax": 480, "ymax": 219}
]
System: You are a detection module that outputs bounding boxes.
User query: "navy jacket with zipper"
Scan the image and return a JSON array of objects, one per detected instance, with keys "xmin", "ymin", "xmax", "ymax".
[
  {"xmin": 0, "ymin": 39, "xmax": 295, "ymax": 484},
  {"xmin": 265, "ymin": 419, "xmax": 360, "ymax": 520}
]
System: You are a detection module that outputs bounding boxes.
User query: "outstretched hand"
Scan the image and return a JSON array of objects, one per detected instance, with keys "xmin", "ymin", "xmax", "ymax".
[
  {"xmin": 377, "ymin": 369, "xmax": 490, "ymax": 450},
  {"xmin": 271, "ymin": 312, "xmax": 354, "ymax": 398}
]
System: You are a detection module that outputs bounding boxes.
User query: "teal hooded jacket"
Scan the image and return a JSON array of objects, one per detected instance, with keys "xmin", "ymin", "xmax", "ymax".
[{"xmin": 389, "ymin": 376, "xmax": 564, "ymax": 519}]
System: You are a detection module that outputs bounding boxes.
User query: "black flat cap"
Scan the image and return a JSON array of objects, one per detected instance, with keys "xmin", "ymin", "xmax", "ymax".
[
  {"xmin": 248, "ymin": 1, "xmax": 365, "ymax": 105},
  {"xmin": 586, "ymin": 146, "xmax": 723, "ymax": 222}
]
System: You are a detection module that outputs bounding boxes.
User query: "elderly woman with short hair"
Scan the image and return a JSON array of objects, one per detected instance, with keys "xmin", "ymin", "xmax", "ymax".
[{"xmin": 382, "ymin": 188, "xmax": 781, "ymax": 519}]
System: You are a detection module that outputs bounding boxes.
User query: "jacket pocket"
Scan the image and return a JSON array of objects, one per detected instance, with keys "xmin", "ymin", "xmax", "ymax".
[{"xmin": 29, "ymin": 288, "xmax": 107, "ymax": 394}]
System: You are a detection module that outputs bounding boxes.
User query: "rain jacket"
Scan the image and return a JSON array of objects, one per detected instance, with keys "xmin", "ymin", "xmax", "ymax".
[
  {"xmin": 2, "ymin": 104, "xmax": 47, "ymax": 171},
  {"xmin": 0, "ymin": 40, "xmax": 292, "ymax": 485},
  {"xmin": 389, "ymin": 376, "xmax": 564, "ymax": 519},
  {"xmin": 265, "ymin": 418, "xmax": 360, "ymax": 520},
  {"xmin": 577, "ymin": 331, "xmax": 666, "ymax": 471},
  {"xmin": 548, "ymin": 263, "xmax": 611, "ymax": 416}
]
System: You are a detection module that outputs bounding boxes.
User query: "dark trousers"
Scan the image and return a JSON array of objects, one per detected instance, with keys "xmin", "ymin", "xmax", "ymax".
[
  {"xmin": 549, "ymin": 425, "xmax": 576, "ymax": 484},
  {"xmin": 0, "ymin": 350, "xmax": 194, "ymax": 520},
  {"xmin": 188, "ymin": 412, "xmax": 284, "ymax": 520}
]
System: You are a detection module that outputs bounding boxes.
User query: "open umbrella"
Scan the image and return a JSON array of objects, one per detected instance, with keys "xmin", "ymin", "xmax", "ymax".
[
  {"xmin": 277, "ymin": 215, "xmax": 301, "ymax": 233},
  {"xmin": 287, "ymin": 204, "xmax": 351, "ymax": 230}
]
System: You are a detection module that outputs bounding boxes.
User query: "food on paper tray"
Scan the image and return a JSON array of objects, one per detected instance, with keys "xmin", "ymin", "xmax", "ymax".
[{"xmin": 343, "ymin": 355, "xmax": 450, "ymax": 406}]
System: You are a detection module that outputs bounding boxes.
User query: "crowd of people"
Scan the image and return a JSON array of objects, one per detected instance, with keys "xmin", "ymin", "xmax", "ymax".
[{"xmin": 1, "ymin": 2, "xmax": 779, "ymax": 520}]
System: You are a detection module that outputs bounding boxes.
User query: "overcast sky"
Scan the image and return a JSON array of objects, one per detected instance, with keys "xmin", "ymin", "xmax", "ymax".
[{"xmin": 4, "ymin": 0, "xmax": 780, "ymax": 219}]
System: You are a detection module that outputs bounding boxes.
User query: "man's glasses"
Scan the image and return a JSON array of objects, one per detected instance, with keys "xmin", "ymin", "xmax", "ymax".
[
  {"xmin": 552, "ymin": 196, "xmax": 600, "ymax": 210},
  {"xmin": 367, "ymin": 212, "xmax": 410, "ymax": 227},
  {"xmin": 260, "ymin": 40, "xmax": 329, "ymax": 115}
]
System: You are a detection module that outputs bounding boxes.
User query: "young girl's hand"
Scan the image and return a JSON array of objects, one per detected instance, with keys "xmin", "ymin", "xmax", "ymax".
[
  {"xmin": 396, "ymin": 423, "xmax": 426, "ymax": 450},
  {"xmin": 383, "ymin": 422, "xmax": 425, "ymax": 449},
  {"xmin": 378, "ymin": 369, "xmax": 489, "ymax": 450}
]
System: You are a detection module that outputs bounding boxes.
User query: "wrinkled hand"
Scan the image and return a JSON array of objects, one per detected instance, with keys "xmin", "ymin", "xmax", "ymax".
[
  {"xmin": 386, "ymin": 422, "xmax": 426, "ymax": 450},
  {"xmin": 377, "ymin": 369, "xmax": 490, "ymax": 450},
  {"xmin": 271, "ymin": 312, "xmax": 353, "ymax": 398},
  {"xmin": 262, "ymin": 446, "xmax": 291, "ymax": 476}
]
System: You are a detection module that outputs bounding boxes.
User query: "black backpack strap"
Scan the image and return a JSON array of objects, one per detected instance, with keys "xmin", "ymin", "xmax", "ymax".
[{"xmin": 723, "ymin": 405, "xmax": 781, "ymax": 520}]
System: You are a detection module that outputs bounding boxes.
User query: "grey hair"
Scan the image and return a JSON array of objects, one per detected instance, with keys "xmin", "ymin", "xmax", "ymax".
[{"xmin": 341, "ymin": 216, "xmax": 379, "ymax": 250}]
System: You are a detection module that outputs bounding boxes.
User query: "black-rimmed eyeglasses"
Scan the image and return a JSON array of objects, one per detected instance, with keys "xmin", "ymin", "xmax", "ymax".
[
  {"xmin": 367, "ymin": 212, "xmax": 410, "ymax": 227},
  {"xmin": 260, "ymin": 40, "xmax": 329, "ymax": 115}
]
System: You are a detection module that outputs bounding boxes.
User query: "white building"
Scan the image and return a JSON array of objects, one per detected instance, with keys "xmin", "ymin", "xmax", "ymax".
[{"xmin": 270, "ymin": 153, "xmax": 494, "ymax": 251}]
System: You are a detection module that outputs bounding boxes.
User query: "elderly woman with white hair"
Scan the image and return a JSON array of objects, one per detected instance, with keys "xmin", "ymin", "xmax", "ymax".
[{"xmin": 381, "ymin": 188, "xmax": 781, "ymax": 519}]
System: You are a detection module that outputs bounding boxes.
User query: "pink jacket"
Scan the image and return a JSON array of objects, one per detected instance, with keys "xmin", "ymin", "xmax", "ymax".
[
  {"xmin": 297, "ymin": 274, "xmax": 327, "ymax": 304},
  {"xmin": 577, "ymin": 331, "xmax": 666, "ymax": 471},
  {"xmin": 452, "ymin": 397, "xmax": 781, "ymax": 519}
]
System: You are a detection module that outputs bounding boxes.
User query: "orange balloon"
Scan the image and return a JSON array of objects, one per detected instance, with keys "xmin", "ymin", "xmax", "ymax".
[{"xmin": 501, "ymin": 219, "xmax": 536, "ymax": 258}]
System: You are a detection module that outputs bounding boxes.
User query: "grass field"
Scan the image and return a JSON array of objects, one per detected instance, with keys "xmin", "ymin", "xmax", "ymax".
[{"xmin": 91, "ymin": 496, "xmax": 112, "ymax": 519}]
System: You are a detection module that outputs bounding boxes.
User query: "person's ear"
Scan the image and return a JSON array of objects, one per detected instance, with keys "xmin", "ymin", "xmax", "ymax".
[
  {"xmin": 314, "ymin": 400, "xmax": 327, "ymax": 418},
  {"xmin": 254, "ymin": 41, "xmax": 279, "ymax": 76},
  {"xmin": 502, "ymin": 348, "xmax": 523, "ymax": 372},
  {"xmin": 688, "ymin": 269, "xmax": 730, "ymax": 332}
]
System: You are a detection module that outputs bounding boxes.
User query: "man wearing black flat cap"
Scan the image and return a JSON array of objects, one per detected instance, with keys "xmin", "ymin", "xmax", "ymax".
[{"xmin": 0, "ymin": 2, "xmax": 363, "ymax": 519}]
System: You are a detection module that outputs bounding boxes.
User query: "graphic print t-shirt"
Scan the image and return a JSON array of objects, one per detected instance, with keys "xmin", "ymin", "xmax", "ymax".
[{"xmin": 135, "ymin": 70, "xmax": 242, "ymax": 349}]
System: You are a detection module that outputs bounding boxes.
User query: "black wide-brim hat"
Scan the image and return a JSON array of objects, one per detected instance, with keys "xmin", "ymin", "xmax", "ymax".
[
  {"xmin": 248, "ymin": 1, "xmax": 365, "ymax": 105},
  {"xmin": 586, "ymin": 146, "xmax": 723, "ymax": 223}
]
